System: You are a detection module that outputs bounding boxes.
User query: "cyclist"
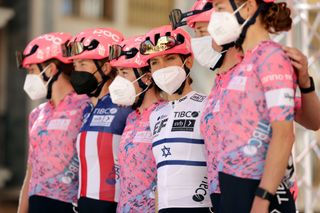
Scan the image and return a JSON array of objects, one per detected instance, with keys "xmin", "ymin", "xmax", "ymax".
[
  {"xmin": 65, "ymin": 28, "xmax": 132, "ymax": 213},
  {"xmin": 17, "ymin": 32, "xmax": 89, "ymax": 213},
  {"xmin": 108, "ymin": 35, "xmax": 162, "ymax": 213},
  {"xmin": 202, "ymin": 0, "xmax": 300, "ymax": 212},
  {"xmin": 140, "ymin": 25, "xmax": 212, "ymax": 213}
]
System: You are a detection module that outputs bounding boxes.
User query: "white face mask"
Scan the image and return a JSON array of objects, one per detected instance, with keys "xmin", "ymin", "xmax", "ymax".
[
  {"xmin": 109, "ymin": 74, "xmax": 148, "ymax": 106},
  {"xmin": 23, "ymin": 66, "xmax": 52, "ymax": 100},
  {"xmin": 191, "ymin": 36, "xmax": 223, "ymax": 69},
  {"xmin": 152, "ymin": 62, "xmax": 189, "ymax": 95},
  {"xmin": 207, "ymin": 2, "xmax": 249, "ymax": 46}
]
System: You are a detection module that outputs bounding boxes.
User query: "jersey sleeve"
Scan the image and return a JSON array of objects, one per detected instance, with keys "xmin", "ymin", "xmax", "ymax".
[
  {"xmin": 27, "ymin": 107, "xmax": 41, "ymax": 165},
  {"xmin": 294, "ymin": 87, "xmax": 302, "ymax": 111},
  {"xmin": 255, "ymin": 43, "xmax": 297, "ymax": 122}
]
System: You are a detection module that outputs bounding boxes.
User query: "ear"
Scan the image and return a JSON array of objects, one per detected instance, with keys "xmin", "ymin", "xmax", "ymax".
[
  {"xmin": 185, "ymin": 55, "xmax": 194, "ymax": 70},
  {"xmin": 101, "ymin": 61, "xmax": 112, "ymax": 75},
  {"xmin": 45, "ymin": 62, "xmax": 58, "ymax": 77},
  {"xmin": 246, "ymin": 0, "xmax": 258, "ymax": 17},
  {"xmin": 141, "ymin": 71, "xmax": 152, "ymax": 85}
]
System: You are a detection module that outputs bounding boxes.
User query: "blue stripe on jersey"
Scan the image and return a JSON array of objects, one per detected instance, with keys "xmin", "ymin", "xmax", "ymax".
[
  {"xmin": 152, "ymin": 138, "xmax": 204, "ymax": 147},
  {"xmin": 157, "ymin": 160, "xmax": 207, "ymax": 168}
]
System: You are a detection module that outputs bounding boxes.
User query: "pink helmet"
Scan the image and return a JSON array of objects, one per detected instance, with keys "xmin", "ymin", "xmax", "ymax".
[
  {"xmin": 17, "ymin": 32, "xmax": 72, "ymax": 68},
  {"xmin": 187, "ymin": 0, "xmax": 214, "ymax": 28},
  {"xmin": 110, "ymin": 35, "xmax": 148, "ymax": 68},
  {"xmin": 140, "ymin": 25, "xmax": 192, "ymax": 61},
  {"xmin": 67, "ymin": 28, "xmax": 124, "ymax": 60}
]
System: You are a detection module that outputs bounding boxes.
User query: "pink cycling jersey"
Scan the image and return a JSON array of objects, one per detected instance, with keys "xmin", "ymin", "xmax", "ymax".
[
  {"xmin": 200, "ymin": 41, "xmax": 298, "ymax": 194},
  {"xmin": 117, "ymin": 102, "xmax": 161, "ymax": 213},
  {"xmin": 28, "ymin": 92, "xmax": 89, "ymax": 203}
]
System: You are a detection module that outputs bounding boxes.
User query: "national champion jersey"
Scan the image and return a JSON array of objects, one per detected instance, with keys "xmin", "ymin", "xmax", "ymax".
[
  {"xmin": 76, "ymin": 94, "xmax": 133, "ymax": 202},
  {"xmin": 28, "ymin": 92, "xmax": 89, "ymax": 203},
  {"xmin": 150, "ymin": 91, "xmax": 212, "ymax": 210},
  {"xmin": 117, "ymin": 102, "xmax": 162, "ymax": 213},
  {"xmin": 200, "ymin": 41, "xmax": 298, "ymax": 194}
]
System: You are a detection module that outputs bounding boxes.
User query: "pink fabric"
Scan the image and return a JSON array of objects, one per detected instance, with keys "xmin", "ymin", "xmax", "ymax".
[
  {"xmin": 28, "ymin": 92, "xmax": 89, "ymax": 203},
  {"xmin": 200, "ymin": 41, "xmax": 298, "ymax": 194},
  {"xmin": 117, "ymin": 102, "xmax": 161, "ymax": 213}
]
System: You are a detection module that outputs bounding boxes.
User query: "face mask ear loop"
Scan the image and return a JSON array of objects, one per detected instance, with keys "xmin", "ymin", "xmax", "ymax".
[
  {"xmin": 132, "ymin": 73, "xmax": 147, "ymax": 84},
  {"xmin": 135, "ymin": 83, "xmax": 150, "ymax": 97},
  {"xmin": 181, "ymin": 59, "xmax": 190, "ymax": 79},
  {"xmin": 232, "ymin": 2, "xmax": 251, "ymax": 29},
  {"xmin": 40, "ymin": 65, "xmax": 53, "ymax": 87},
  {"xmin": 232, "ymin": 2, "xmax": 247, "ymax": 15}
]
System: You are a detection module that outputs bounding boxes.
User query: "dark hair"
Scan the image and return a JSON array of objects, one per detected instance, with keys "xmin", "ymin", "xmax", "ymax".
[
  {"xmin": 236, "ymin": 0, "xmax": 292, "ymax": 33},
  {"xmin": 97, "ymin": 58, "xmax": 117, "ymax": 81},
  {"xmin": 259, "ymin": 1, "xmax": 292, "ymax": 33},
  {"xmin": 139, "ymin": 66, "xmax": 162, "ymax": 96},
  {"xmin": 43, "ymin": 58, "xmax": 73, "ymax": 76}
]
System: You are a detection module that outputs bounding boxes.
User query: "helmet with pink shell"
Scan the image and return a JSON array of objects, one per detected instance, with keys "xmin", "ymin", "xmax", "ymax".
[
  {"xmin": 67, "ymin": 28, "xmax": 124, "ymax": 60},
  {"xmin": 187, "ymin": 0, "xmax": 214, "ymax": 28},
  {"xmin": 139, "ymin": 25, "xmax": 192, "ymax": 61},
  {"xmin": 110, "ymin": 35, "xmax": 148, "ymax": 68},
  {"xmin": 17, "ymin": 32, "xmax": 72, "ymax": 69}
]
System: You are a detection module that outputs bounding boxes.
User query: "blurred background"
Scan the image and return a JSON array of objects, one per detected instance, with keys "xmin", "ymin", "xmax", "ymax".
[{"xmin": 0, "ymin": 0, "xmax": 319, "ymax": 212}]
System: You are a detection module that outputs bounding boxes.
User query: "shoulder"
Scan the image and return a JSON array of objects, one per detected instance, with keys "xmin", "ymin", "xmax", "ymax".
[
  {"xmin": 250, "ymin": 41, "xmax": 292, "ymax": 73},
  {"xmin": 30, "ymin": 102, "xmax": 47, "ymax": 117},
  {"xmin": 127, "ymin": 110, "xmax": 138, "ymax": 123},
  {"xmin": 29, "ymin": 102, "xmax": 47, "ymax": 124},
  {"xmin": 252, "ymin": 41, "xmax": 288, "ymax": 61},
  {"xmin": 62, "ymin": 93, "xmax": 90, "ymax": 113},
  {"xmin": 153, "ymin": 101, "xmax": 168, "ymax": 113}
]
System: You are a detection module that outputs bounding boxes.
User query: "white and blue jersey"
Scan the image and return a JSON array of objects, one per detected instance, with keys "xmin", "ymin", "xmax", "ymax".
[{"xmin": 150, "ymin": 91, "xmax": 211, "ymax": 210}]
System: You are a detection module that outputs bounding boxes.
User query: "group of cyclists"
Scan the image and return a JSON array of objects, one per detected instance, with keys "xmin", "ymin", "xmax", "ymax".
[{"xmin": 16, "ymin": 0, "xmax": 320, "ymax": 213}]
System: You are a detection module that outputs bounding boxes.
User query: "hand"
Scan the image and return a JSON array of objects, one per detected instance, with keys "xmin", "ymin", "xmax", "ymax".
[
  {"xmin": 250, "ymin": 196, "xmax": 270, "ymax": 213},
  {"xmin": 283, "ymin": 46, "xmax": 311, "ymax": 88}
]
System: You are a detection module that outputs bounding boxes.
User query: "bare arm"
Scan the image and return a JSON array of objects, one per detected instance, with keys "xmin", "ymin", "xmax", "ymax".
[
  {"xmin": 283, "ymin": 46, "xmax": 320, "ymax": 130},
  {"xmin": 17, "ymin": 165, "xmax": 32, "ymax": 213},
  {"xmin": 250, "ymin": 121, "xmax": 295, "ymax": 213}
]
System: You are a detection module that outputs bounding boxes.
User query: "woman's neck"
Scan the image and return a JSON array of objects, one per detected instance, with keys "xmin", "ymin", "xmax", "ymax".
[
  {"xmin": 50, "ymin": 74, "xmax": 74, "ymax": 107},
  {"xmin": 168, "ymin": 83, "xmax": 193, "ymax": 101},
  {"xmin": 217, "ymin": 47, "xmax": 243, "ymax": 75},
  {"xmin": 90, "ymin": 80, "xmax": 111, "ymax": 106},
  {"xmin": 138, "ymin": 87, "xmax": 160, "ymax": 112},
  {"xmin": 241, "ymin": 22, "xmax": 270, "ymax": 53}
]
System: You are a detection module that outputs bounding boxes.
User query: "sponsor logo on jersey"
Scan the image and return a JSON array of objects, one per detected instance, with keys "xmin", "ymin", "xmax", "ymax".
[
  {"xmin": 192, "ymin": 176, "xmax": 208, "ymax": 203},
  {"xmin": 153, "ymin": 118, "xmax": 168, "ymax": 135},
  {"xmin": 174, "ymin": 111, "xmax": 200, "ymax": 118},
  {"xmin": 227, "ymin": 76, "xmax": 247, "ymax": 91},
  {"xmin": 171, "ymin": 119, "xmax": 195, "ymax": 132},
  {"xmin": 243, "ymin": 120, "xmax": 270, "ymax": 156},
  {"xmin": 179, "ymin": 96, "xmax": 188, "ymax": 103},
  {"xmin": 47, "ymin": 118, "xmax": 71, "ymax": 130},
  {"xmin": 93, "ymin": 107, "xmax": 118, "ymax": 115},
  {"xmin": 190, "ymin": 94, "xmax": 206, "ymax": 102},
  {"xmin": 61, "ymin": 154, "xmax": 79, "ymax": 184},
  {"xmin": 90, "ymin": 115, "xmax": 115, "ymax": 127}
]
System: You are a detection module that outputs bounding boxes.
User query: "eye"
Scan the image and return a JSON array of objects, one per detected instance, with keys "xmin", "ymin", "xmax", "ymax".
[
  {"xmin": 150, "ymin": 60, "xmax": 158, "ymax": 66},
  {"xmin": 167, "ymin": 55, "xmax": 176, "ymax": 61}
]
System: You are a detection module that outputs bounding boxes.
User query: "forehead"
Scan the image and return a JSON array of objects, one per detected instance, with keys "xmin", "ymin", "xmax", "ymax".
[
  {"xmin": 73, "ymin": 59, "xmax": 92, "ymax": 64},
  {"xmin": 150, "ymin": 53, "xmax": 179, "ymax": 60},
  {"xmin": 117, "ymin": 67, "xmax": 134, "ymax": 72},
  {"xmin": 28, "ymin": 64, "xmax": 39, "ymax": 70},
  {"xmin": 195, "ymin": 22, "xmax": 209, "ymax": 29},
  {"xmin": 213, "ymin": 0, "xmax": 226, "ymax": 6}
]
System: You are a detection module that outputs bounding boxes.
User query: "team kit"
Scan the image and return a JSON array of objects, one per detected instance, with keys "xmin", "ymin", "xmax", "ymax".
[{"xmin": 16, "ymin": 0, "xmax": 320, "ymax": 213}]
